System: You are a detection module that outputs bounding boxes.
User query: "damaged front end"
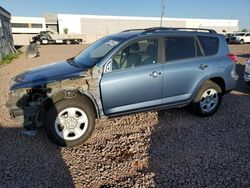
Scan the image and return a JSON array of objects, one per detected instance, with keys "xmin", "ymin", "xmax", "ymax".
[
  {"xmin": 5, "ymin": 61, "xmax": 104, "ymax": 130},
  {"xmin": 5, "ymin": 87, "xmax": 47, "ymax": 128}
]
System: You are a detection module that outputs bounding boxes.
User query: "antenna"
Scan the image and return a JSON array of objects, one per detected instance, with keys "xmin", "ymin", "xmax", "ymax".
[{"xmin": 160, "ymin": 0, "xmax": 166, "ymax": 27}]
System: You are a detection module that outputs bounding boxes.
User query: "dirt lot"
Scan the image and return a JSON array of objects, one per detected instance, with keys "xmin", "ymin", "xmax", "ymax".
[{"xmin": 0, "ymin": 44, "xmax": 249, "ymax": 187}]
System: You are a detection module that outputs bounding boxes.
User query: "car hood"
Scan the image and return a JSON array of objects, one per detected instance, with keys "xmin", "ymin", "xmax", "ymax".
[{"xmin": 10, "ymin": 60, "xmax": 86, "ymax": 90}]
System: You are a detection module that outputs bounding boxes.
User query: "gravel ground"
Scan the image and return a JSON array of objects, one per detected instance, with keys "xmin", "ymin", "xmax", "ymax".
[{"xmin": 0, "ymin": 44, "xmax": 249, "ymax": 187}]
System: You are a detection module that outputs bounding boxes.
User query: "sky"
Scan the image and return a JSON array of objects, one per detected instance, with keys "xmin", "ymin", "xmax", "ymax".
[{"xmin": 1, "ymin": 0, "xmax": 250, "ymax": 30}]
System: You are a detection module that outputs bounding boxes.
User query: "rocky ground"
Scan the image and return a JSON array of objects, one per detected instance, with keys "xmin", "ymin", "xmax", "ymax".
[{"xmin": 0, "ymin": 44, "xmax": 249, "ymax": 187}]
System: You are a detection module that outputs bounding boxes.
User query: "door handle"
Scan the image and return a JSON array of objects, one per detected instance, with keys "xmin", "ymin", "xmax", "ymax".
[
  {"xmin": 150, "ymin": 71, "xmax": 161, "ymax": 78},
  {"xmin": 199, "ymin": 64, "xmax": 208, "ymax": 70}
]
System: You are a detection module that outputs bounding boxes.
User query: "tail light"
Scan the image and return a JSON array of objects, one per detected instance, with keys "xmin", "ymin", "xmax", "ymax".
[{"xmin": 228, "ymin": 53, "xmax": 238, "ymax": 63}]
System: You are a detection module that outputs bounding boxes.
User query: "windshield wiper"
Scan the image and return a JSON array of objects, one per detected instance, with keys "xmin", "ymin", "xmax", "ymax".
[{"xmin": 66, "ymin": 57, "xmax": 80, "ymax": 67}]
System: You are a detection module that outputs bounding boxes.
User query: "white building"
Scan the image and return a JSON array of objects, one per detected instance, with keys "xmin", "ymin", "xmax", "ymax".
[
  {"xmin": 11, "ymin": 16, "xmax": 46, "ymax": 34},
  {"xmin": 57, "ymin": 14, "xmax": 239, "ymax": 42},
  {"xmin": 11, "ymin": 14, "xmax": 239, "ymax": 44}
]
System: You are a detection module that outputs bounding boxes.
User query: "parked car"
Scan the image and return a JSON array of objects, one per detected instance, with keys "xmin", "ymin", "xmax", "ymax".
[
  {"xmin": 244, "ymin": 58, "xmax": 250, "ymax": 85},
  {"xmin": 225, "ymin": 33, "xmax": 236, "ymax": 44},
  {"xmin": 6, "ymin": 27, "xmax": 239, "ymax": 147},
  {"xmin": 230, "ymin": 32, "xmax": 250, "ymax": 44}
]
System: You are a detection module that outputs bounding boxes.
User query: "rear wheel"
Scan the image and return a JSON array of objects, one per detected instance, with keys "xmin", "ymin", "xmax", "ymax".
[
  {"xmin": 46, "ymin": 98, "xmax": 95, "ymax": 147},
  {"xmin": 240, "ymin": 40, "xmax": 244, "ymax": 44},
  {"xmin": 191, "ymin": 81, "xmax": 222, "ymax": 116}
]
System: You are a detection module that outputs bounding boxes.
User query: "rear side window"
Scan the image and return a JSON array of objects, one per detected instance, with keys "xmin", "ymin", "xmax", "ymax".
[
  {"xmin": 198, "ymin": 36, "xmax": 219, "ymax": 56},
  {"xmin": 165, "ymin": 37, "xmax": 196, "ymax": 61}
]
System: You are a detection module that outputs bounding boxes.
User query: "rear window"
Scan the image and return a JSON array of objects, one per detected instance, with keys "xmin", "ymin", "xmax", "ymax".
[
  {"xmin": 198, "ymin": 36, "xmax": 219, "ymax": 56},
  {"xmin": 165, "ymin": 37, "xmax": 196, "ymax": 61}
]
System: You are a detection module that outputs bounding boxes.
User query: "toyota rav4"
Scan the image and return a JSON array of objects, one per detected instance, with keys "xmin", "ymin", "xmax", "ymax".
[{"xmin": 6, "ymin": 27, "xmax": 238, "ymax": 147}]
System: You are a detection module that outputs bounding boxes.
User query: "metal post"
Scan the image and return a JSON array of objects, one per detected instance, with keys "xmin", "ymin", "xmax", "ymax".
[{"xmin": 160, "ymin": 0, "xmax": 165, "ymax": 27}]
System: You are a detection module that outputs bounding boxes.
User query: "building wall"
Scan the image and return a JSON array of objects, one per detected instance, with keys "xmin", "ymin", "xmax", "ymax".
[
  {"xmin": 183, "ymin": 18, "xmax": 239, "ymax": 32},
  {"xmin": 58, "ymin": 14, "xmax": 81, "ymax": 34},
  {"xmin": 58, "ymin": 14, "xmax": 239, "ymax": 43},
  {"xmin": 0, "ymin": 7, "xmax": 13, "ymax": 62},
  {"xmin": 10, "ymin": 14, "xmax": 240, "ymax": 45},
  {"xmin": 11, "ymin": 16, "xmax": 47, "ymax": 46},
  {"xmin": 11, "ymin": 16, "xmax": 46, "ymax": 34}
]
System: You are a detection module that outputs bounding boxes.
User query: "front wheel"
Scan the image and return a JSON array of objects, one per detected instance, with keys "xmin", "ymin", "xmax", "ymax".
[
  {"xmin": 46, "ymin": 98, "xmax": 95, "ymax": 147},
  {"xmin": 191, "ymin": 81, "xmax": 222, "ymax": 116}
]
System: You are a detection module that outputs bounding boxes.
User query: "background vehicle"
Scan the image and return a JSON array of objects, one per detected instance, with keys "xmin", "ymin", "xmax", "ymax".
[
  {"xmin": 32, "ymin": 31, "xmax": 83, "ymax": 45},
  {"xmin": 6, "ymin": 27, "xmax": 238, "ymax": 147},
  {"xmin": 224, "ymin": 33, "xmax": 235, "ymax": 44},
  {"xmin": 244, "ymin": 58, "xmax": 250, "ymax": 85},
  {"xmin": 230, "ymin": 32, "xmax": 250, "ymax": 44}
]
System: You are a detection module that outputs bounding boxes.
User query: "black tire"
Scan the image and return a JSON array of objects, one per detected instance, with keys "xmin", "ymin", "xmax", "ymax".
[
  {"xmin": 66, "ymin": 40, "xmax": 71, "ymax": 45},
  {"xmin": 46, "ymin": 98, "xmax": 95, "ymax": 147},
  {"xmin": 191, "ymin": 80, "xmax": 222, "ymax": 116},
  {"xmin": 240, "ymin": 40, "xmax": 244, "ymax": 44}
]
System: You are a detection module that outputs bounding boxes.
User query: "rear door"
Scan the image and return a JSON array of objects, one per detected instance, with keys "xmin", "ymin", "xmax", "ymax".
[
  {"xmin": 162, "ymin": 35, "xmax": 218, "ymax": 104},
  {"xmin": 101, "ymin": 38, "xmax": 163, "ymax": 115}
]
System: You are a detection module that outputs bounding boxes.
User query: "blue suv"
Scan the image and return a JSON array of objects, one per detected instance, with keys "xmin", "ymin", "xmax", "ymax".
[{"xmin": 6, "ymin": 28, "xmax": 238, "ymax": 147}]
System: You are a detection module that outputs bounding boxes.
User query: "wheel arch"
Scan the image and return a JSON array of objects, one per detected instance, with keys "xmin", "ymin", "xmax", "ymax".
[
  {"xmin": 210, "ymin": 77, "xmax": 226, "ymax": 94},
  {"xmin": 240, "ymin": 39, "xmax": 244, "ymax": 44},
  {"xmin": 45, "ymin": 89, "xmax": 101, "ymax": 119},
  {"xmin": 191, "ymin": 76, "xmax": 226, "ymax": 101}
]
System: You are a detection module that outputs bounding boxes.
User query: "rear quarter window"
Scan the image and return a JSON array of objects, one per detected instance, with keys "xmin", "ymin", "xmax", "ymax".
[{"xmin": 198, "ymin": 36, "xmax": 219, "ymax": 56}]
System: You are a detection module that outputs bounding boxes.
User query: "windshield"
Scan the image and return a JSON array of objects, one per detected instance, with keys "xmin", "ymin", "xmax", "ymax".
[{"xmin": 74, "ymin": 36, "xmax": 124, "ymax": 68}]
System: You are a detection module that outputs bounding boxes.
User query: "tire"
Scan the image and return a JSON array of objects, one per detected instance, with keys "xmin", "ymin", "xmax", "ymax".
[
  {"xmin": 66, "ymin": 40, "xmax": 71, "ymax": 45},
  {"xmin": 240, "ymin": 40, "xmax": 244, "ymax": 44},
  {"xmin": 191, "ymin": 80, "xmax": 222, "ymax": 116},
  {"xmin": 46, "ymin": 98, "xmax": 95, "ymax": 147}
]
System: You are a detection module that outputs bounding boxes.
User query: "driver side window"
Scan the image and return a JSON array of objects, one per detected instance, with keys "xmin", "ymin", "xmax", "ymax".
[{"xmin": 112, "ymin": 38, "xmax": 158, "ymax": 71}]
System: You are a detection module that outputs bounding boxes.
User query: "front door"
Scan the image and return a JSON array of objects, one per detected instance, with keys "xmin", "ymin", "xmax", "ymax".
[{"xmin": 101, "ymin": 38, "xmax": 163, "ymax": 115}]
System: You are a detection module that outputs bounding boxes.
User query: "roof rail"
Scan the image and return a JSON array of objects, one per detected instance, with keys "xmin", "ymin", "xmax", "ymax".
[
  {"xmin": 121, "ymin": 29, "xmax": 145, "ymax": 33},
  {"xmin": 121, "ymin": 27, "xmax": 217, "ymax": 34},
  {"xmin": 175, "ymin": 28, "xmax": 217, "ymax": 33},
  {"xmin": 143, "ymin": 27, "xmax": 217, "ymax": 34}
]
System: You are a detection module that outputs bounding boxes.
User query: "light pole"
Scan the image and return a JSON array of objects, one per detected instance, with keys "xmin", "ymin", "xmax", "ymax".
[{"xmin": 160, "ymin": 0, "xmax": 165, "ymax": 27}]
